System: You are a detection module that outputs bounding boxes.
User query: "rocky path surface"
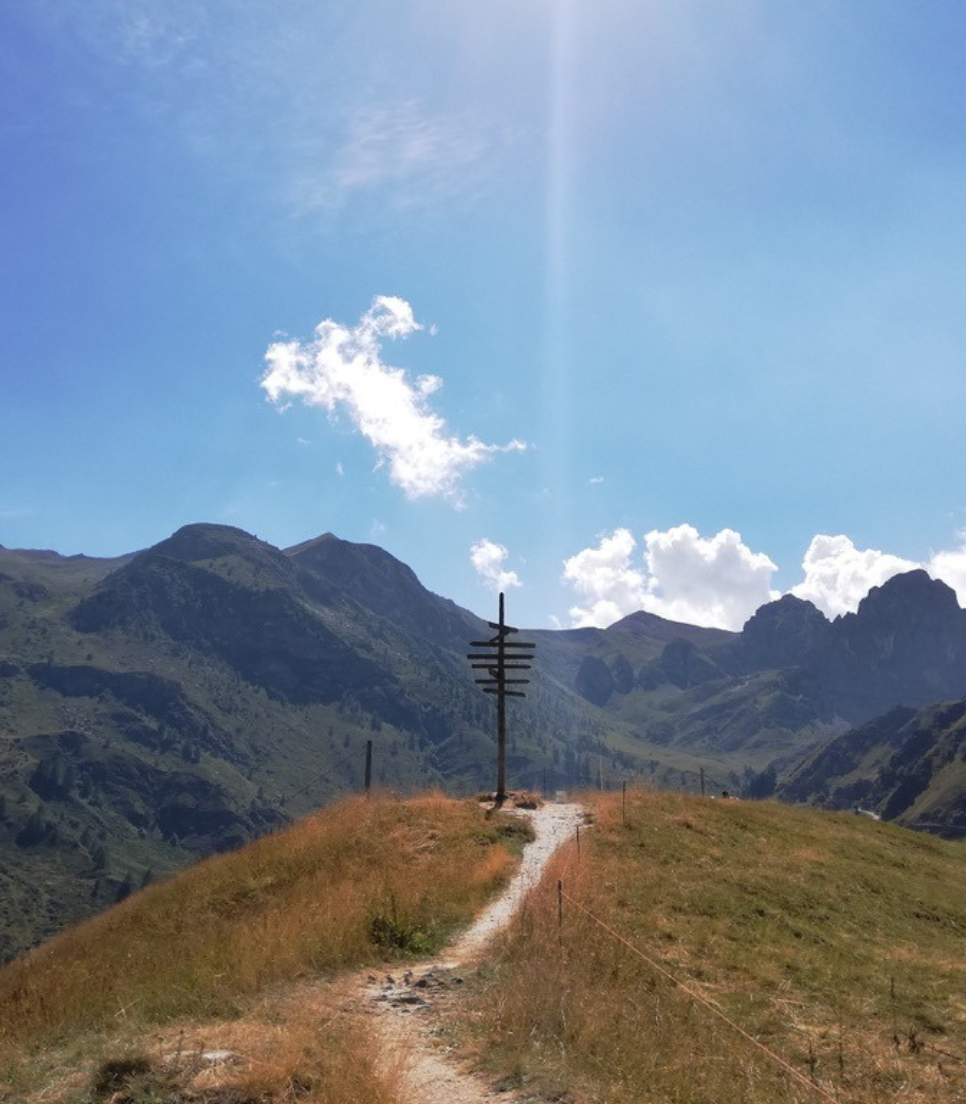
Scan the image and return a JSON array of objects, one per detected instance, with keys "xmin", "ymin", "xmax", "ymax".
[{"xmin": 359, "ymin": 802, "xmax": 585, "ymax": 1104}]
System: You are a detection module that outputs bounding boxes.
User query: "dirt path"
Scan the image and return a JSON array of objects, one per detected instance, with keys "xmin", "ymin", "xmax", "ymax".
[{"xmin": 360, "ymin": 801, "xmax": 585, "ymax": 1104}]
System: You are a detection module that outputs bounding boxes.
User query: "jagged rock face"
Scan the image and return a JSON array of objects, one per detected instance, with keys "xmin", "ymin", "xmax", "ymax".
[
  {"xmin": 732, "ymin": 594, "xmax": 830, "ymax": 673},
  {"xmin": 856, "ymin": 569, "xmax": 960, "ymax": 624},
  {"xmin": 817, "ymin": 571, "xmax": 966, "ymax": 720},
  {"xmin": 711, "ymin": 572, "xmax": 966, "ymax": 724},
  {"xmin": 7, "ymin": 523, "xmax": 966, "ymax": 962}
]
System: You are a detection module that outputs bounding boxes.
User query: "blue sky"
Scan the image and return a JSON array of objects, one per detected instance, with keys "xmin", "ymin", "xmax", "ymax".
[{"xmin": 3, "ymin": 0, "xmax": 966, "ymax": 630}]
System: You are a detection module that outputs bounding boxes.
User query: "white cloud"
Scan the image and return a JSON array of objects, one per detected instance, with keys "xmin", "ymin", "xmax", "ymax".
[
  {"xmin": 471, "ymin": 538, "xmax": 522, "ymax": 593},
  {"xmin": 928, "ymin": 532, "xmax": 966, "ymax": 608},
  {"xmin": 562, "ymin": 529, "xmax": 649, "ymax": 628},
  {"xmin": 790, "ymin": 535, "xmax": 919, "ymax": 618},
  {"xmin": 643, "ymin": 526, "xmax": 780, "ymax": 629},
  {"xmin": 562, "ymin": 525, "xmax": 779, "ymax": 631},
  {"xmin": 563, "ymin": 524, "xmax": 966, "ymax": 631},
  {"xmin": 260, "ymin": 297, "xmax": 525, "ymax": 504}
]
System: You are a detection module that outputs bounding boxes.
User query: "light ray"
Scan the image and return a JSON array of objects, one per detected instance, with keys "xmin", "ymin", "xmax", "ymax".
[{"xmin": 541, "ymin": 0, "xmax": 578, "ymax": 550}]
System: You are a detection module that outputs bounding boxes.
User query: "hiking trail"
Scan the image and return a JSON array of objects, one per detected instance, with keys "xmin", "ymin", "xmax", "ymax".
[{"xmin": 357, "ymin": 801, "xmax": 585, "ymax": 1104}]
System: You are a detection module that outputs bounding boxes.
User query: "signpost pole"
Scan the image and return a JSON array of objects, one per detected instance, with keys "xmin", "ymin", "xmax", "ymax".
[{"xmin": 467, "ymin": 592, "xmax": 535, "ymax": 806}]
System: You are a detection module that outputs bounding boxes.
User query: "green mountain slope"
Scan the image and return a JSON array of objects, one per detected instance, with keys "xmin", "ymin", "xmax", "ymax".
[
  {"xmin": 0, "ymin": 524, "xmax": 647, "ymax": 960},
  {"xmin": 3, "ymin": 523, "xmax": 966, "ymax": 962},
  {"xmin": 780, "ymin": 697, "xmax": 966, "ymax": 834}
]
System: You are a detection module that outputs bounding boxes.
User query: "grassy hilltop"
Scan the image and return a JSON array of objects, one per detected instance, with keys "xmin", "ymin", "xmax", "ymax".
[
  {"xmin": 3, "ymin": 790, "xmax": 966, "ymax": 1103},
  {"xmin": 470, "ymin": 789, "xmax": 966, "ymax": 1103},
  {"xmin": 0, "ymin": 793, "xmax": 528, "ymax": 1104}
]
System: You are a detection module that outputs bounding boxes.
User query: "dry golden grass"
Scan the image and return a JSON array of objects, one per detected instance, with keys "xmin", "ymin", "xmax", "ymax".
[
  {"xmin": 463, "ymin": 789, "xmax": 966, "ymax": 1103},
  {"xmin": 0, "ymin": 792, "xmax": 517, "ymax": 1102},
  {"xmin": 2, "ymin": 984, "xmax": 397, "ymax": 1104}
]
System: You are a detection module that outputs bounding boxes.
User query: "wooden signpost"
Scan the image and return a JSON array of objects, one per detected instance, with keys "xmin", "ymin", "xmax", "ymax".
[{"xmin": 467, "ymin": 592, "xmax": 535, "ymax": 803}]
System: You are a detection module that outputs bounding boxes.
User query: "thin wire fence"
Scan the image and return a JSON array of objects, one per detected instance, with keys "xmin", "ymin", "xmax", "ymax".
[{"xmin": 556, "ymin": 879, "xmax": 842, "ymax": 1104}]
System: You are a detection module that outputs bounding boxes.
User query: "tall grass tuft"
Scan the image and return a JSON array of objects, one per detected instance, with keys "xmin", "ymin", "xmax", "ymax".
[{"xmin": 466, "ymin": 789, "xmax": 966, "ymax": 1103}]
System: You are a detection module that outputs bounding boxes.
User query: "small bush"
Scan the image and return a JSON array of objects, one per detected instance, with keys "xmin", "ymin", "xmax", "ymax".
[
  {"xmin": 368, "ymin": 892, "xmax": 437, "ymax": 955},
  {"xmin": 91, "ymin": 1054, "xmax": 159, "ymax": 1100}
]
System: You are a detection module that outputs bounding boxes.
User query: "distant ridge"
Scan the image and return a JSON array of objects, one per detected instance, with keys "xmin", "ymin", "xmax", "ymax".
[
  {"xmin": 2, "ymin": 522, "xmax": 966, "ymax": 960},
  {"xmin": 607, "ymin": 608, "xmax": 735, "ymax": 646}
]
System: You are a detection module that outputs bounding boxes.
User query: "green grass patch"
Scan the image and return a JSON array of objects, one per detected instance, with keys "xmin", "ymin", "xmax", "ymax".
[{"xmin": 465, "ymin": 790, "xmax": 966, "ymax": 1103}]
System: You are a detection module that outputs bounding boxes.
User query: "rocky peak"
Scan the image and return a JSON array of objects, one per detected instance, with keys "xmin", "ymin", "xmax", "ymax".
[
  {"xmin": 850, "ymin": 569, "xmax": 963, "ymax": 629},
  {"xmin": 818, "ymin": 570, "xmax": 966, "ymax": 719},
  {"xmin": 713, "ymin": 594, "xmax": 829, "ymax": 675},
  {"xmin": 738, "ymin": 594, "xmax": 830, "ymax": 670},
  {"xmin": 834, "ymin": 570, "xmax": 966, "ymax": 655}
]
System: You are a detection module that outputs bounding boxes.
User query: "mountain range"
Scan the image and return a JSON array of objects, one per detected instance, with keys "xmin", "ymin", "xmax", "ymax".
[{"xmin": 2, "ymin": 521, "xmax": 966, "ymax": 960}]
